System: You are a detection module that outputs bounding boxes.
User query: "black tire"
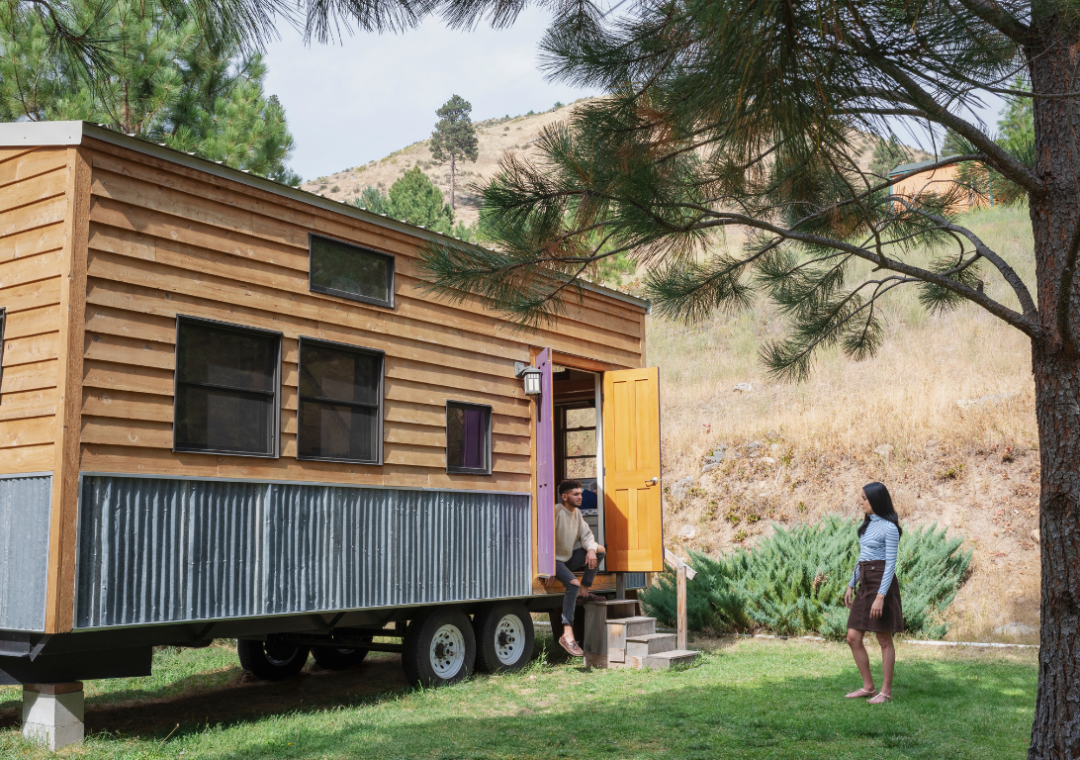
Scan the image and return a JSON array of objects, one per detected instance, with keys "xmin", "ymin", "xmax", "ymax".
[
  {"xmin": 473, "ymin": 602, "xmax": 534, "ymax": 673},
  {"xmin": 312, "ymin": 639, "xmax": 371, "ymax": 671},
  {"xmin": 236, "ymin": 638, "xmax": 310, "ymax": 681},
  {"xmin": 402, "ymin": 607, "xmax": 476, "ymax": 687}
]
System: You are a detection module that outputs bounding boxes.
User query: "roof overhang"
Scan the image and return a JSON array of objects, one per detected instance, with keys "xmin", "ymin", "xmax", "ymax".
[{"xmin": 0, "ymin": 120, "xmax": 651, "ymax": 313}]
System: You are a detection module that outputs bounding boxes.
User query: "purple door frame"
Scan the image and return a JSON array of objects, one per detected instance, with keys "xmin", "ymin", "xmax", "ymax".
[{"xmin": 535, "ymin": 348, "xmax": 555, "ymax": 577}]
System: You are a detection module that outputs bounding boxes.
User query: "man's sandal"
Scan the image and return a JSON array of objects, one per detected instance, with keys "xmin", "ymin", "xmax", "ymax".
[
  {"xmin": 844, "ymin": 687, "xmax": 877, "ymax": 699},
  {"xmin": 867, "ymin": 693, "xmax": 892, "ymax": 704},
  {"xmin": 558, "ymin": 636, "xmax": 584, "ymax": 657}
]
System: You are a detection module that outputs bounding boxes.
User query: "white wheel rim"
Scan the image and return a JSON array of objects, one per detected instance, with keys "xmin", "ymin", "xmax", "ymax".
[
  {"xmin": 429, "ymin": 623, "xmax": 466, "ymax": 678},
  {"xmin": 494, "ymin": 614, "xmax": 526, "ymax": 666}
]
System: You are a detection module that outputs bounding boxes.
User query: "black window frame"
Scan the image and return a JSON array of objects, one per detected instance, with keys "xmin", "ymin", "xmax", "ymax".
[
  {"xmin": 296, "ymin": 336, "xmax": 385, "ymax": 465},
  {"xmin": 172, "ymin": 315, "xmax": 282, "ymax": 458},
  {"xmin": 308, "ymin": 233, "xmax": 396, "ymax": 309},
  {"xmin": 445, "ymin": 400, "xmax": 493, "ymax": 476}
]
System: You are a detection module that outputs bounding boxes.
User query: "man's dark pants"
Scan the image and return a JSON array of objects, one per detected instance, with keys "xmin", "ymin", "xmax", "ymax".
[{"xmin": 555, "ymin": 548, "xmax": 606, "ymax": 626}]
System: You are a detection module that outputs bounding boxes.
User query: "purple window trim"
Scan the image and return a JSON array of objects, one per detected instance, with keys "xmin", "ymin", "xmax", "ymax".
[{"xmin": 535, "ymin": 348, "xmax": 556, "ymax": 577}]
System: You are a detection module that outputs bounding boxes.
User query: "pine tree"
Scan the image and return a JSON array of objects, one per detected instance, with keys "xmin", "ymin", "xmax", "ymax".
[
  {"xmin": 429, "ymin": 94, "xmax": 479, "ymax": 210},
  {"xmin": 417, "ymin": 0, "xmax": 1080, "ymax": 751},
  {"xmin": 386, "ymin": 167, "xmax": 454, "ymax": 233},
  {"xmin": 0, "ymin": 0, "xmax": 300, "ymax": 184},
  {"xmin": 869, "ymin": 135, "xmax": 913, "ymax": 179}
]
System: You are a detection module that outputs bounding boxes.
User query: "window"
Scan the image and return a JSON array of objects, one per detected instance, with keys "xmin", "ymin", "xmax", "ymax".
[
  {"xmin": 309, "ymin": 234, "xmax": 395, "ymax": 308},
  {"xmin": 173, "ymin": 317, "xmax": 280, "ymax": 457},
  {"xmin": 561, "ymin": 406, "xmax": 597, "ymax": 479},
  {"xmin": 297, "ymin": 339, "xmax": 383, "ymax": 463},
  {"xmin": 0, "ymin": 308, "xmax": 6, "ymax": 403},
  {"xmin": 446, "ymin": 402, "xmax": 492, "ymax": 475}
]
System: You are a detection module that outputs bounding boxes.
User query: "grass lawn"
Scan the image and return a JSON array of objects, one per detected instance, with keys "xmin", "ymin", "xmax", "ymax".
[{"xmin": 0, "ymin": 636, "xmax": 1035, "ymax": 759}]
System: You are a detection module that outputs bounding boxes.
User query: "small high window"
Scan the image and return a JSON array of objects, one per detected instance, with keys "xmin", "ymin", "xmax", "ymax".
[
  {"xmin": 309, "ymin": 234, "xmax": 395, "ymax": 308},
  {"xmin": 174, "ymin": 317, "xmax": 280, "ymax": 457},
  {"xmin": 446, "ymin": 401, "xmax": 492, "ymax": 475},
  {"xmin": 297, "ymin": 339, "xmax": 383, "ymax": 463}
]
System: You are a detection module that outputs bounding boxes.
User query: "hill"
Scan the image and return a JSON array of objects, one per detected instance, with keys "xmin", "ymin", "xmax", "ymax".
[
  {"xmin": 651, "ymin": 204, "xmax": 1039, "ymax": 643},
  {"xmin": 300, "ymin": 103, "xmax": 590, "ymax": 226},
  {"xmin": 300, "ymin": 104, "xmax": 923, "ymax": 230}
]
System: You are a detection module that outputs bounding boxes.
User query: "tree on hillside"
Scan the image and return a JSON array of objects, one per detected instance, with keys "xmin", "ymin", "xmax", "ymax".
[
  {"xmin": 429, "ymin": 94, "xmax": 479, "ymax": 210},
  {"xmin": 414, "ymin": 0, "xmax": 1080, "ymax": 753},
  {"xmin": 0, "ymin": 0, "xmax": 299, "ymax": 184},
  {"xmin": 869, "ymin": 135, "xmax": 913, "ymax": 179}
]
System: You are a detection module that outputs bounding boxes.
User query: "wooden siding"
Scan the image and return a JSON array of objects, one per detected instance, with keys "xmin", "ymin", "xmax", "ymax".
[
  {"xmin": 0, "ymin": 147, "xmax": 70, "ymax": 475},
  {"xmin": 78, "ymin": 138, "xmax": 647, "ymax": 490}
]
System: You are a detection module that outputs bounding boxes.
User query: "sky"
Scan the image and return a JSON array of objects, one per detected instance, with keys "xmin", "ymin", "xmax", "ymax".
[{"xmin": 262, "ymin": 10, "xmax": 597, "ymax": 182}]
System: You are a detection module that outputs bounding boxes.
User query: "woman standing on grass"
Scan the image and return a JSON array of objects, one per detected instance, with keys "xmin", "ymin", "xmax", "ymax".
[{"xmin": 843, "ymin": 482, "xmax": 904, "ymax": 704}]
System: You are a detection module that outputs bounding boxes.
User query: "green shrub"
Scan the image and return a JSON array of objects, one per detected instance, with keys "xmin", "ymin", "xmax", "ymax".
[{"xmin": 640, "ymin": 516, "xmax": 971, "ymax": 640}]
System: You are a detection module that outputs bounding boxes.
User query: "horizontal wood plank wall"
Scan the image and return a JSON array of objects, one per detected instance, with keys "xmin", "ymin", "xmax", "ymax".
[
  {"xmin": 0, "ymin": 147, "xmax": 69, "ymax": 475},
  {"xmin": 79, "ymin": 138, "xmax": 646, "ymax": 491}
]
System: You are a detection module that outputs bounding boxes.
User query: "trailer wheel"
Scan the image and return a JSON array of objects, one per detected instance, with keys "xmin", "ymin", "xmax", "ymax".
[
  {"xmin": 473, "ymin": 602, "xmax": 534, "ymax": 673},
  {"xmin": 312, "ymin": 638, "xmax": 371, "ymax": 671},
  {"xmin": 237, "ymin": 639, "xmax": 310, "ymax": 681},
  {"xmin": 402, "ymin": 607, "xmax": 475, "ymax": 687}
]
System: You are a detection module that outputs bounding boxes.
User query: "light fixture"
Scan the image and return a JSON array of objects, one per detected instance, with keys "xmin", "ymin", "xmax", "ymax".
[{"xmin": 514, "ymin": 362, "xmax": 543, "ymax": 396}]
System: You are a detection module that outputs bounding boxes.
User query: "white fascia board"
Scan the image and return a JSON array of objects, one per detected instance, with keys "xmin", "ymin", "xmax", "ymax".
[
  {"xmin": 0, "ymin": 120, "xmax": 85, "ymax": 147},
  {"xmin": 0, "ymin": 120, "xmax": 652, "ymax": 314}
]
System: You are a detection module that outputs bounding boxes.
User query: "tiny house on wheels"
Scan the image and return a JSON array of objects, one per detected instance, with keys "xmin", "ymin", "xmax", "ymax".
[{"xmin": 0, "ymin": 120, "xmax": 668, "ymax": 713}]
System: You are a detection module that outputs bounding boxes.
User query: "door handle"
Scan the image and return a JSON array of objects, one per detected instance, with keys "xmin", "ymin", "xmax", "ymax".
[{"xmin": 645, "ymin": 477, "xmax": 658, "ymax": 486}]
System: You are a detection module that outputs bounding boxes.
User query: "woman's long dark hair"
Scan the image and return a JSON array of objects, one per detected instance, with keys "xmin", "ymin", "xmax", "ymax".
[{"xmin": 858, "ymin": 482, "xmax": 903, "ymax": 537}]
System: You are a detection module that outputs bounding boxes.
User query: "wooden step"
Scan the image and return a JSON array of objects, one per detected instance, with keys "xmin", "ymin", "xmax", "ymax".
[
  {"xmin": 644, "ymin": 649, "xmax": 700, "ymax": 670},
  {"xmin": 625, "ymin": 633, "xmax": 678, "ymax": 658},
  {"xmin": 585, "ymin": 599, "xmax": 640, "ymax": 613},
  {"xmin": 606, "ymin": 616, "xmax": 656, "ymax": 649}
]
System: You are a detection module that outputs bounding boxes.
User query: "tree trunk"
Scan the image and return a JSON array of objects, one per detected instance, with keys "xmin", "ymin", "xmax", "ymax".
[
  {"xmin": 450, "ymin": 152, "xmax": 456, "ymax": 211},
  {"xmin": 1027, "ymin": 15, "xmax": 1080, "ymax": 757},
  {"xmin": 1029, "ymin": 348, "xmax": 1080, "ymax": 759}
]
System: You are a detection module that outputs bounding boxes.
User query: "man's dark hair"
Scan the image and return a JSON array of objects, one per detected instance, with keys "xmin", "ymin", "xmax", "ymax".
[{"xmin": 557, "ymin": 480, "xmax": 582, "ymax": 498}]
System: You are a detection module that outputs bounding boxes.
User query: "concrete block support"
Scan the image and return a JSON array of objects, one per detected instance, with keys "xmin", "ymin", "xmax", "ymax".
[{"xmin": 22, "ymin": 683, "xmax": 84, "ymax": 750}]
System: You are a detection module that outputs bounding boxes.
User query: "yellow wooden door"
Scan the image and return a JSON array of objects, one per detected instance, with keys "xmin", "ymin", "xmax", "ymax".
[{"xmin": 602, "ymin": 367, "xmax": 663, "ymax": 572}]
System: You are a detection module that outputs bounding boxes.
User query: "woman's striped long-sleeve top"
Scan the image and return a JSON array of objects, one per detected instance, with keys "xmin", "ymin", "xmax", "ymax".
[{"xmin": 848, "ymin": 515, "xmax": 900, "ymax": 596}]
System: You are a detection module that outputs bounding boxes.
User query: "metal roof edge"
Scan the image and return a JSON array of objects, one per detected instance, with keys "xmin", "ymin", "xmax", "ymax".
[
  {"xmin": 889, "ymin": 155, "xmax": 965, "ymax": 177},
  {"xmin": 0, "ymin": 120, "xmax": 84, "ymax": 147},
  {"xmin": 2, "ymin": 121, "xmax": 651, "ymax": 313}
]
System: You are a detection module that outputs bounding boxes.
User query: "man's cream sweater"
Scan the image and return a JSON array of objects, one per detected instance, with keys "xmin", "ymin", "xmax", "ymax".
[{"xmin": 554, "ymin": 503, "xmax": 599, "ymax": 562}]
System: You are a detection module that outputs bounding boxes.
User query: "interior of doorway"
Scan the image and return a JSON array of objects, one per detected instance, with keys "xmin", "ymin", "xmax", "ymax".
[{"xmin": 552, "ymin": 365, "xmax": 605, "ymax": 568}]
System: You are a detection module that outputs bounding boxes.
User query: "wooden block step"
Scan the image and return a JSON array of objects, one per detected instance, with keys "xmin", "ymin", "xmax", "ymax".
[
  {"xmin": 605, "ymin": 616, "xmax": 656, "ymax": 649},
  {"xmin": 625, "ymin": 633, "xmax": 678, "ymax": 658},
  {"xmin": 644, "ymin": 649, "xmax": 700, "ymax": 670},
  {"xmin": 585, "ymin": 599, "xmax": 640, "ymax": 612}
]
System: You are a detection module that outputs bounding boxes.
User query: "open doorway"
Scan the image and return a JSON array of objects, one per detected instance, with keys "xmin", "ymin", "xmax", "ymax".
[{"xmin": 552, "ymin": 365, "xmax": 604, "ymax": 559}]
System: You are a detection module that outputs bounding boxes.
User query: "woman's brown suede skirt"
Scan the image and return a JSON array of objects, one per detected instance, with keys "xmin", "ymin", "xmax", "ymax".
[{"xmin": 847, "ymin": 560, "xmax": 905, "ymax": 633}]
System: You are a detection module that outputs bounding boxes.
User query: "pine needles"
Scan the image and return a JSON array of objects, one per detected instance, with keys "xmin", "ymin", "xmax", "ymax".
[{"xmin": 641, "ymin": 516, "xmax": 972, "ymax": 640}]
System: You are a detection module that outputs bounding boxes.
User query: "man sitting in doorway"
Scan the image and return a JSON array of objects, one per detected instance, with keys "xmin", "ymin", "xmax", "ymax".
[{"xmin": 546, "ymin": 479, "xmax": 606, "ymax": 656}]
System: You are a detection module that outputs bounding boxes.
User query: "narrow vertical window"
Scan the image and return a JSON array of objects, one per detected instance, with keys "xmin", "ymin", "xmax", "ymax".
[
  {"xmin": 297, "ymin": 339, "xmax": 383, "ymax": 463},
  {"xmin": 173, "ymin": 317, "xmax": 280, "ymax": 457},
  {"xmin": 446, "ymin": 401, "xmax": 492, "ymax": 475},
  {"xmin": 0, "ymin": 308, "xmax": 7, "ymax": 404}
]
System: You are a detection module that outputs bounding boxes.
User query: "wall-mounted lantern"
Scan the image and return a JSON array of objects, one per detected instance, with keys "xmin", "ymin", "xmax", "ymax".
[{"xmin": 514, "ymin": 362, "xmax": 543, "ymax": 396}]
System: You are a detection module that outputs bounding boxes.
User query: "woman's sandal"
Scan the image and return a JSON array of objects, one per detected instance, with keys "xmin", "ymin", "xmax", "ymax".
[
  {"xmin": 844, "ymin": 687, "xmax": 877, "ymax": 699},
  {"xmin": 579, "ymin": 590, "xmax": 605, "ymax": 602},
  {"xmin": 867, "ymin": 693, "xmax": 892, "ymax": 704}
]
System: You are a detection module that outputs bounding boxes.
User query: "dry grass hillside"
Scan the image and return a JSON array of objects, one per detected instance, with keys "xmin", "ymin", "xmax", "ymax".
[
  {"xmin": 649, "ymin": 204, "xmax": 1040, "ymax": 643},
  {"xmin": 300, "ymin": 103, "xmax": 590, "ymax": 226},
  {"xmin": 300, "ymin": 105, "xmax": 921, "ymax": 229}
]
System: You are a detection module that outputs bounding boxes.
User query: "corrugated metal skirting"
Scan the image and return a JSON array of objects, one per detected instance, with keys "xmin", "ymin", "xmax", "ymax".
[
  {"xmin": 76, "ymin": 476, "xmax": 532, "ymax": 629},
  {"xmin": 0, "ymin": 473, "xmax": 52, "ymax": 632}
]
